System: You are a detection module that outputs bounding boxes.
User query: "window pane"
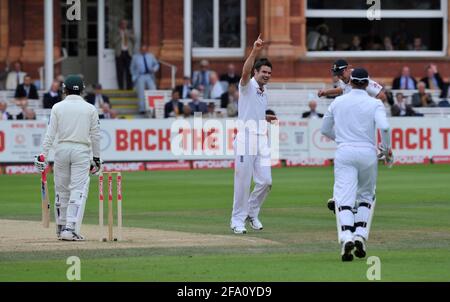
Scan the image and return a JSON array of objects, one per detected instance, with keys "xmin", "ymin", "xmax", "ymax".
[
  {"xmin": 87, "ymin": 6, "xmax": 98, "ymax": 22},
  {"xmin": 88, "ymin": 24, "xmax": 97, "ymax": 39},
  {"xmin": 219, "ymin": 0, "xmax": 241, "ymax": 48},
  {"xmin": 307, "ymin": 0, "xmax": 440, "ymax": 10},
  {"xmin": 193, "ymin": 0, "xmax": 213, "ymax": 47},
  {"xmin": 68, "ymin": 42, "xmax": 79, "ymax": 56},
  {"xmin": 306, "ymin": 18, "xmax": 442, "ymax": 51},
  {"xmin": 68, "ymin": 24, "xmax": 78, "ymax": 39},
  {"xmin": 87, "ymin": 41, "xmax": 98, "ymax": 56}
]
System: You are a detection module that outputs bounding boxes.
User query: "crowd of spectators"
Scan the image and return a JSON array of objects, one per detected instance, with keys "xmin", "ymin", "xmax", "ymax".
[{"xmin": 307, "ymin": 24, "xmax": 430, "ymax": 52}]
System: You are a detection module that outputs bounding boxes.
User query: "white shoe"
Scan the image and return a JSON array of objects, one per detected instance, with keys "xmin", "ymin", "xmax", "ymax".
[
  {"xmin": 60, "ymin": 228, "xmax": 85, "ymax": 241},
  {"xmin": 231, "ymin": 226, "xmax": 247, "ymax": 234},
  {"xmin": 246, "ymin": 216, "xmax": 263, "ymax": 230}
]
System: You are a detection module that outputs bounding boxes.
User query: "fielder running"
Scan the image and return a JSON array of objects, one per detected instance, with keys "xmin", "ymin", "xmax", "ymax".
[
  {"xmin": 318, "ymin": 59, "xmax": 387, "ymax": 212},
  {"xmin": 321, "ymin": 68, "xmax": 393, "ymax": 261},
  {"xmin": 230, "ymin": 34, "xmax": 277, "ymax": 234},
  {"xmin": 34, "ymin": 75, "xmax": 102, "ymax": 241}
]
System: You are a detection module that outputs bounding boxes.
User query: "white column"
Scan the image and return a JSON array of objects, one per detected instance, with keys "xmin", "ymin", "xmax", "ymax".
[
  {"xmin": 133, "ymin": 0, "xmax": 141, "ymax": 52},
  {"xmin": 98, "ymin": 0, "xmax": 105, "ymax": 84},
  {"xmin": 183, "ymin": 0, "xmax": 192, "ymax": 77},
  {"xmin": 44, "ymin": 0, "xmax": 54, "ymax": 90}
]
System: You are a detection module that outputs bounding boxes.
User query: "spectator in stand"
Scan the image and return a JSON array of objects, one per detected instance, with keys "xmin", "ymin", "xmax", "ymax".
[
  {"xmin": 176, "ymin": 76, "xmax": 193, "ymax": 99},
  {"xmin": 221, "ymin": 84, "xmax": 238, "ymax": 109},
  {"xmin": 86, "ymin": 84, "xmax": 111, "ymax": 109},
  {"xmin": 302, "ymin": 100, "xmax": 323, "ymax": 119},
  {"xmin": 420, "ymin": 64, "xmax": 444, "ymax": 91},
  {"xmin": 43, "ymin": 80, "xmax": 62, "ymax": 109},
  {"xmin": 391, "ymin": 92, "xmax": 418, "ymax": 117},
  {"xmin": 188, "ymin": 89, "xmax": 208, "ymax": 115},
  {"xmin": 362, "ymin": 29, "xmax": 383, "ymax": 50},
  {"xmin": 130, "ymin": 45, "xmax": 160, "ymax": 113},
  {"xmin": 6, "ymin": 61, "xmax": 26, "ymax": 90},
  {"xmin": 326, "ymin": 37, "xmax": 335, "ymax": 51},
  {"xmin": 56, "ymin": 74, "xmax": 65, "ymax": 95},
  {"xmin": 192, "ymin": 59, "xmax": 212, "ymax": 94},
  {"xmin": 383, "ymin": 36, "xmax": 394, "ymax": 50},
  {"xmin": 205, "ymin": 102, "xmax": 217, "ymax": 118},
  {"xmin": 392, "ymin": 66, "xmax": 417, "ymax": 90},
  {"xmin": 164, "ymin": 89, "xmax": 184, "ymax": 118},
  {"xmin": 307, "ymin": 24, "xmax": 329, "ymax": 51},
  {"xmin": 15, "ymin": 75, "xmax": 39, "ymax": 100},
  {"xmin": 100, "ymin": 103, "xmax": 117, "ymax": 119},
  {"xmin": 183, "ymin": 103, "xmax": 192, "ymax": 118},
  {"xmin": 220, "ymin": 63, "xmax": 240, "ymax": 85},
  {"xmin": 349, "ymin": 35, "xmax": 362, "ymax": 51},
  {"xmin": 0, "ymin": 62, "xmax": 9, "ymax": 90},
  {"xmin": 16, "ymin": 106, "xmax": 36, "ymax": 120},
  {"xmin": 113, "ymin": 19, "xmax": 135, "ymax": 90},
  {"xmin": 409, "ymin": 37, "xmax": 427, "ymax": 51},
  {"xmin": 392, "ymin": 21, "xmax": 411, "ymax": 50},
  {"xmin": 208, "ymin": 71, "xmax": 225, "ymax": 99},
  {"xmin": 412, "ymin": 81, "xmax": 436, "ymax": 107},
  {"xmin": 0, "ymin": 101, "xmax": 12, "ymax": 120}
]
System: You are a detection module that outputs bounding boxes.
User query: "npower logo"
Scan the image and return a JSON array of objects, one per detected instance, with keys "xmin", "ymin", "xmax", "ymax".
[{"xmin": 0, "ymin": 131, "xmax": 4, "ymax": 152}]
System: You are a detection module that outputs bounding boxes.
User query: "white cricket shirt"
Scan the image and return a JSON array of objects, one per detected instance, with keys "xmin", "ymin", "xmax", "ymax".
[
  {"xmin": 237, "ymin": 77, "xmax": 268, "ymax": 136},
  {"xmin": 321, "ymin": 89, "xmax": 390, "ymax": 148},
  {"xmin": 337, "ymin": 78, "xmax": 383, "ymax": 97},
  {"xmin": 42, "ymin": 95, "xmax": 101, "ymax": 158}
]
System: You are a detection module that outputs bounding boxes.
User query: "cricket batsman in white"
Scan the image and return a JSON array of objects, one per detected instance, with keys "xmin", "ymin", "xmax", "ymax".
[
  {"xmin": 318, "ymin": 59, "xmax": 387, "ymax": 213},
  {"xmin": 230, "ymin": 34, "xmax": 277, "ymax": 234},
  {"xmin": 321, "ymin": 68, "xmax": 393, "ymax": 261},
  {"xmin": 34, "ymin": 75, "xmax": 102, "ymax": 241}
]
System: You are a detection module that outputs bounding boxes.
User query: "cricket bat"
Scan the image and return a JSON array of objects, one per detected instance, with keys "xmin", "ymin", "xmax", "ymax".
[{"xmin": 39, "ymin": 155, "xmax": 50, "ymax": 228}]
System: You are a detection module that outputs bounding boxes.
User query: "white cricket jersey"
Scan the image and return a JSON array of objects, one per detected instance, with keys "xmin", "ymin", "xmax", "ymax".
[
  {"xmin": 237, "ymin": 77, "xmax": 268, "ymax": 135},
  {"xmin": 321, "ymin": 89, "xmax": 390, "ymax": 148},
  {"xmin": 337, "ymin": 78, "xmax": 383, "ymax": 97},
  {"xmin": 42, "ymin": 95, "xmax": 101, "ymax": 158}
]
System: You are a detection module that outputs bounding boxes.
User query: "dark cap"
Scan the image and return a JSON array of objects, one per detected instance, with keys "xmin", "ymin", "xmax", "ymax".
[
  {"xmin": 331, "ymin": 59, "xmax": 349, "ymax": 75},
  {"xmin": 63, "ymin": 74, "xmax": 85, "ymax": 92},
  {"xmin": 350, "ymin": 68, "xmax": 369, "ymax": 83}
]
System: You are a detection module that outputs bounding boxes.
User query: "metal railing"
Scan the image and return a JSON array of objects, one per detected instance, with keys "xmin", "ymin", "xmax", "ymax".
[
  {"xmin": 39, "ymin": 48, "xmax": 69, "ymax": 89},
  {"xmin": 159, "ymin": 60, "xmax": 177, "ymax": 89}
]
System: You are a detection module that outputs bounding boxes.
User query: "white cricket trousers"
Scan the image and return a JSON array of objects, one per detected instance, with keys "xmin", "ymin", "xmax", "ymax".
[
  {"xmin": 53, "ymin": 142, "xmax": 91, "ymax": 234},
  {"xmin": 334, "ymin": 145, "xmax": 377, "ymax": 243},
  {"xmin": 231, "ymin": 135, "xmax": 272, "ymax": 228}
]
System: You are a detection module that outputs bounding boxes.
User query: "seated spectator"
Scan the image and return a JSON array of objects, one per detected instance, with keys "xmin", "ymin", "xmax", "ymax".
[
  {"xmin": 43, "ymin": 80, "xmax": 62, "ymax": 109},
  {"xmin": 383, "ymin": 36, "xmax": 394, "ymax": 50},
  {"xmin": 391, "ymin": 93, "xmax": 417, "ymax": 116},
  {"xmin": 207, "ymin": 71, "xmax": 225, "ymax": 99},
  {"xmin": 409, "ymin": 37, "xmax": 427, "ymax": 51},
  {"xmin": 183, "ymin": 104, "xmax": 192, "ymax": 118},
  {"xmin": 0, "ymin": 63, "xmax": 9, "ymax": 90},
  {"xmin": 15, "ymin": 97, "xmax": 28, "ymax": 109},
  {"xmin": 0, "ymin": 101, "xmax": 12, "ymax": 120},
  {"xmin": 420, "ymin": 64, "xmax": 444, "ymax": 91},
  {"xmin": 349, "ymin": 35, "xmax": 362, "ymax": 51},
  {"xmin": 176, "ymin": 76, "xmax": 193, "ymax": 99},
  {"xmin": 411, "ymin": 82, "xmax": 436, "ymax": 107},
  {"xmin": 100, "ymin": 103, "xmax": 117, "ymax": 119},
  {"xmin": 192, "ymin": 59, "xmax": 211, "ymax": 93},
  {"xmin": 188, "ymin": 89, "xmax": 208, "ymax": 115},
  {"xmin": 164, "ymin": 89, "xmax": 184, "ymax": 118},
  {"xmin": 6, "ymin": 61, "xmax": 26, "ymax": 90},
  {"xmin": 326, "ymin": 37, "xmax": 335, "ymax": 51},
  {"xmin": 307, "ymin": 24, "xmax": 329, "ymax": 51},
  {"xmin": 220, "ymin": 64, "xmax": 240, "ymax": 85},
  {"xmin": 15, "ymin": 75, "xmax": 39, "ymax": 99},
  {"xmin": 86, "ymin": 84, "xmax": 111, "ymax": 109},
  {"xmin": 16, "ymin": 107, "xmax": 36, "ymax": 120},
  {"xmin": 221, "ymin": 84, "xmax": 238, "ymax": 109},
  {"xmin": 392, "ymin": 66, "xmax": 417, "ymax": 90},
  {"xmin": 205, "ymin": 102, "xmax": 218, "ymax": 118},
  {"xmin": 362, "ymin": 29, "xmax": 383, "ymax": 50},
  {"xmin": 302, "ymin": 100, "xmax": 323, "ymax": 119}
]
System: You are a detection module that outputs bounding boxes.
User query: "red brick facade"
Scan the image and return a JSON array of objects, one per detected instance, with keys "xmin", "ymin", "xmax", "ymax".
[{"xmin": 1, "ymin": 0, "xmax": 450, "ymax": 88}]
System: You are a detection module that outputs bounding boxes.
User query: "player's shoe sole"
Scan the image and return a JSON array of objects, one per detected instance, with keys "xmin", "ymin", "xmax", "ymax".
[
  {"xmin": 354, "ymin": 238, "xmax": 367, "ymax": 258},
  {"xmin": 231, "ymin": 227, "xmax": 247, "ymax": 234},
  {"xmin": 341, "ymin": 241, "xmax": 355, "ymax": 262}
]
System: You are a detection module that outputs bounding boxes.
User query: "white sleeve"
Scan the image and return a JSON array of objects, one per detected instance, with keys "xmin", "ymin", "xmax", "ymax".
[
  {"xmin": 321, "ymin": 104, "xmax": 336, "ymax": 140},
  {"xmin": 374, "ymin": 101, "xmax": 391, "ymax": 149},
  {"xmin": 90, "ymin": 108, "xmax": 101, "ymax": 158},
  {"xmin": 41, "ymin": 108, "xmax": 58, "ymax": 158},
  {"xmin": 367, "ymin": 80, "xmax": 383, "ymax": 97}
]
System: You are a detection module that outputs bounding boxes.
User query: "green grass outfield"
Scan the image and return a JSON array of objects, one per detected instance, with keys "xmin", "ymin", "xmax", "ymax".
[{"xmin": 0, "ymin": 164, "xmax": 449, "ymax": 281}]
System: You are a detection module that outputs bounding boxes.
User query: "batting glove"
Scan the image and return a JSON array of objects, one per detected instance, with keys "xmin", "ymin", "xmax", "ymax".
[
  {"xmin": 378, "ymin": 145, "xmax": 394, "ymax": 168},
  {"xmin": 90, "ymin": 157, "xmax": 103, "ymax": 176},
  {"xmin": 34, "ymin": 154, "xmax": 48, "ymax": 173}
]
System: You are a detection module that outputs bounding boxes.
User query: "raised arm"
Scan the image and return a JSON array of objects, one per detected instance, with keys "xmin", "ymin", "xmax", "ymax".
[{"xmin": 241, "ymin": 34, "xmax": 264, "ymax": 87}]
